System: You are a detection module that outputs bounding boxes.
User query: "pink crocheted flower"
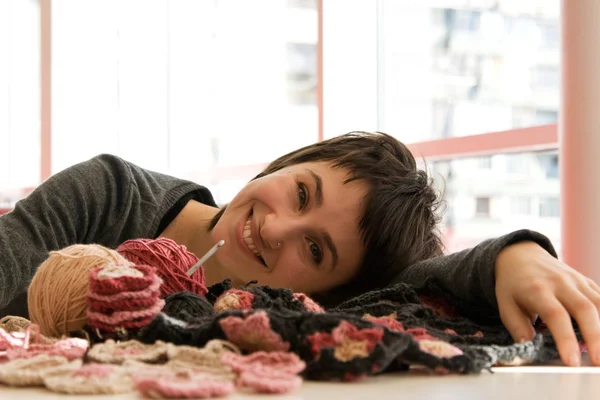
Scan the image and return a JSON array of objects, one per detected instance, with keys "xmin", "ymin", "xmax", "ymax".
[
  {"xmin": 221, "ymin": 351, "xmax": 305, "ymax": 375},
  {"xmin": 418, "ymin": 339, "xmax": 463, "ymax": 358},
  {"xmin": 418, "ymin": 295, "xmax": 459, "ymax": 318},
  {"xmin": 405, "ymin": 327, "xmax": 437, "ymax": 341},
  {"xmin": 307, "ymin": 321, "xmax": 384, "ymax": 362},
  {"xmin": 292, "ymin": 293, "xmax": 324, "ymax": 313},
  {"xmin": 6, "ymin": 337, "xmax": 89, "ymax": 361},
  {"xmin": 134, "ymin": 375, "xmax": 235, "ymax": 399},
  {"xmin": 218, "ymin": 311, "xmax": 290, "ymax": 352},
  {"xmin": 214, "ymin": 289, "xmax": 255, "ymax": 313},
  {"xmin": 238, "ymin": 368, "xmax": 302, "ymax": 394},
  {"xmin": 363, "ymin": 313, "xmax": 405, "ymax": 332},
  {"xmin": 221, "ymin": 351, "xmax": 305, "ymax": 394},
  {"xmin": 89, "ymin": 264, "xmax": 157, "ymax": 295}
]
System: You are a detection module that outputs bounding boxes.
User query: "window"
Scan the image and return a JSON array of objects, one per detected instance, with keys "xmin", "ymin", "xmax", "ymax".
[
  {"xmin": 539, "ymin": 197, "xmax": 560, "ymax": 218},
  {"xmin": 375, "ymin": 1, "xmax": 559, "ymax": 142},
  {"xmin": 506, "ymin": 154, "xmax": 530, "ymax": 174},
  {"xmin": 510, "ymin": 197, "xmax": 531, "ymax": 215},
  {"xmin": 538, "ymin": 153, "xmax": 559, "ymax": 179},
  {"xmin": 430, "ymin": 152, "xmax": 560, "ymax": 254},
  {"xmin": 50, "ymin": 1, "xmax": 319, "ymax": 205},
  {"xmin": 477, "ymin": 156, "xmax": 492, "ymax": 169},
  {"xmin": 287, "ymin": 43, "xmax": 317, "ymax": 106},
  {"xmin": 475, "ymin": 197, "xmax": 491, "ymax": 217},
  {"xmin": 288, "ymin": 0, "xmax": 316, "ymax": 9}
]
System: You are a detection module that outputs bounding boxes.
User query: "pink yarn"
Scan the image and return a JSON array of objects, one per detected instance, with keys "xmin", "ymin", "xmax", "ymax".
[{"xmin": 117, "ymin": 238, "xmax": 207, "ymax": 297}]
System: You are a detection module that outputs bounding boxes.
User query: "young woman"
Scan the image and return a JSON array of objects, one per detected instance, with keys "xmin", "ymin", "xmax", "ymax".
[{"xmin": 0, "ymin": 131, "xmax": 598, "ymax": 367}]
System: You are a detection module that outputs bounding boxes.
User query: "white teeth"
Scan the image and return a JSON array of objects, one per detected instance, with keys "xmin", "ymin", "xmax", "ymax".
[{"xmin": 243, "ymin": 216, "xmax": 262, "ymax": 260}]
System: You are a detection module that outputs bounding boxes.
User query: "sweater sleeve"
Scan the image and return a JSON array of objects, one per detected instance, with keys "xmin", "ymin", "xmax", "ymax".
[
  {"xmin": 392, "ymin": 229, "xmax": 558, "ymax": 319},
  {"xmin": 0, "ymin": 154, "xmax": 213, "ymax": 313}
]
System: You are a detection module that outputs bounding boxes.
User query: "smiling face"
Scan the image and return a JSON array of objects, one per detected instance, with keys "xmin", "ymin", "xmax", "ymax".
[{"xmin": 209, "ymin": 162, "xmax": 367, "ymax": 294}]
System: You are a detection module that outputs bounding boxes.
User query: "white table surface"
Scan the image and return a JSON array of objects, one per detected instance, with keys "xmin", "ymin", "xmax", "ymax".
[{"xmin": 1, "ymin": 357, "xmax": 598, "ymax": 400}]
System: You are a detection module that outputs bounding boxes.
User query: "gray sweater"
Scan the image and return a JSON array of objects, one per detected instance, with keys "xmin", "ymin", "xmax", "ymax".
[{"xmin": 0, "ymin": 154, "xmax": 557, "ymax": 318}]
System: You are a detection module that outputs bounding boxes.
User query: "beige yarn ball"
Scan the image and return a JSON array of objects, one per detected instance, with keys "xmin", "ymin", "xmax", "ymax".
[{"xmin": 27, "ymin": 244, "xmax": 131, "ymax": 337}]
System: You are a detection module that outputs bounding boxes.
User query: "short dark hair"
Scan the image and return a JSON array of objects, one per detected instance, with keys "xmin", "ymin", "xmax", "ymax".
[{"xmin": 209, "ymin": 131, "xmax": 444, "ymax": 306}]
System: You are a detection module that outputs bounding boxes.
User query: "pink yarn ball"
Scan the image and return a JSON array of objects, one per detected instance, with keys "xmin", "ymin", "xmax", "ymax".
[{"xmin": 117, "ymin": 238, "xmax": 207, "ymax": 297}]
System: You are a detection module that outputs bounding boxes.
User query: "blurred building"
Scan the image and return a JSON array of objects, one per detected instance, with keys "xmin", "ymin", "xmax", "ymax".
[{"xmin": 374, "ymin": 0, "xmax": 560, "ymax": 253}]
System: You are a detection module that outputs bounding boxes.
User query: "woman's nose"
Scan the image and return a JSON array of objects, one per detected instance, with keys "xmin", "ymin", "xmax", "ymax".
[{"xmin": 260, "ymin": 213, "xmax": 303, "ymax": 249}]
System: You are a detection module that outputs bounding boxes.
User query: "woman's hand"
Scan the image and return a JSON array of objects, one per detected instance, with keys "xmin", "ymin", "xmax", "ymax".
[{"xmin": 495, "ymin": 241, "xmax": 600, "ymax": 366}]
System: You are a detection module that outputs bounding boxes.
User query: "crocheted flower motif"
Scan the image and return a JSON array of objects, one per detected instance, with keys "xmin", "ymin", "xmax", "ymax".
[
  {"xmin": 214, "ymin": 289, "xmax": 255, "ymax": 313},
  {"xmin": 405, "ymin": 327, "xmax": 437, "ymax": 341},
  {"xmin": 89, "ymin": 264, "xmax": 156, "ymax": 295},
  {"xmin": 86, "ymin": 339, "xmax": 169, "ymax": 364},
  {"xmin": 218, "ymin": 311, "xmax": 290, "ymax": 352},
  {"xmin": 166, "ymin": 340, "xmax": 241, "ymax": 371},
  {"xmin": 87, "ymin": 263, "xmax": 165, "ymax": 334},
  {"xmin": 43, "ymin": 363, "xmax": 135, "ymax": 395},
  {"xmin": 0, "ymin": 354, "xmax": 80, "ymax": 387},
  {"xmin": 362, "ymin": 313, "xmax": 438, "ymax": 340},
  {"xmin": 419, "ymin": 295, "xmax": 459, "ymax": 318},
  {"xmin": 4, "ymin": 332, "xmax": 88, "ymax": 362},
  {"xmin": 418, "ymin": 340, "xmax": 463, "ymax": 358},
  {"xmin": 363, "ymin": 313, "xmax": 405, "ymax": 332},
  {"xmin": 307, "ymin": 321, "xmax": 384, "ymax": 362},
  {"xmin": 221, "ymin": 351, "xmax": 305, "ymax": 394},
  {"xmin": 292, "ymin": 293, "xmax": 324, "ymax": 313},
  {"xmin": 125, "ymin": 345, "xmax": 239, "ymax": 398},
  {"xmin": 134, "ymin": 374, "xmax": 235, "ymax": 399}
]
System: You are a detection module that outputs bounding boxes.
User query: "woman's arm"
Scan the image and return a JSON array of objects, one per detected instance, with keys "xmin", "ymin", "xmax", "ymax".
[
  {"xmin": 392, "ymin": 229, "xmax": 557, "ymax": 317},
  {"xmin": 395, "ymin": 230, "xmax": 600, "ymax": 367},
  {"xmin": 0, "ymin": 154, "xmax": 139, "ymax": 312},
  {"xmin": 0, "ymin": 154, "xmax": 211, "ymax": 314}
]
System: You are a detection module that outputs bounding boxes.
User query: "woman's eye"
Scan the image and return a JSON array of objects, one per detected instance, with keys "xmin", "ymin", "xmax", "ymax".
[
  {"xmin": 297, "ymin": 182, "xmax": 308, "ymax": 209},
  {"xmin": 309, "ymin": 241, "xmax": 323, "ymax": 264}
]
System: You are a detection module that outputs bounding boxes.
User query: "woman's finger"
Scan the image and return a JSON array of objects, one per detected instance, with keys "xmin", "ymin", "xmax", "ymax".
[
  {"xmin": 497, "ymin": 293, "xmax": 535, "ymax": 343},
  {"xmin": 529, "ymin": 295, "xmax": 580, "ymax": 366},
  {"xmin": 573, "ymin": 284, "xmax": 600, "ymax": 365},
  {"xmin": 586, "ymin": 278, "xmax": 600, "ymax": 298}
]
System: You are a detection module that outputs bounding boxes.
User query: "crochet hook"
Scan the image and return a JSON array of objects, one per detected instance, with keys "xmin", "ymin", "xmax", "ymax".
[{"xmin": 186, "ymin": 240, "xmax": 225, "ymax": 277}]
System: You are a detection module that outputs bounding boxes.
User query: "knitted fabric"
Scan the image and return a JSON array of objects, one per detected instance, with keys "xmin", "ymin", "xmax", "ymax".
[
  {"xmin": 162, "ymin": 291, "xmax": 215, "ymax": 323},
  {"xmin": 0, "ymin": 316, "xmax": 34, "ymax": 335},
  {"xmin": 0, "ymin": 326, "xmax": 303, "ymax": 397},
  {"xmin": 86, "ymin": 263, "xmax": 165, "ymax": 339},
  {"xmin": 86, "ymin": 339, "xmax": 169, "ymax": 364},
  {"xmin": 43, "ymin": 363, "xmax": 136, "ymax": 395},
  {"xmin": 0, "ymin": 324, "xmax": 88, "ymax": 361},
  {"xmin": 166, "ymin": 339, "xmax": 240, "ymax": 371},
  {"xmin": 0, "ymin": 355, "xmax": 80, "ymax": 386},
  {"xmin": 221, "ymin": 351, "xmax": 306, "ymax": 393},
  {"xmin": 137, "ymin": 281, "xmax": 583, "ymax": 381}
]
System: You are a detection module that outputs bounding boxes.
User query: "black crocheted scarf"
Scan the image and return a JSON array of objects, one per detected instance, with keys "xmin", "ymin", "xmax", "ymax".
[{"xmin": 134, "ymin": 280, "xmax": 581, "ymax": 381}]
